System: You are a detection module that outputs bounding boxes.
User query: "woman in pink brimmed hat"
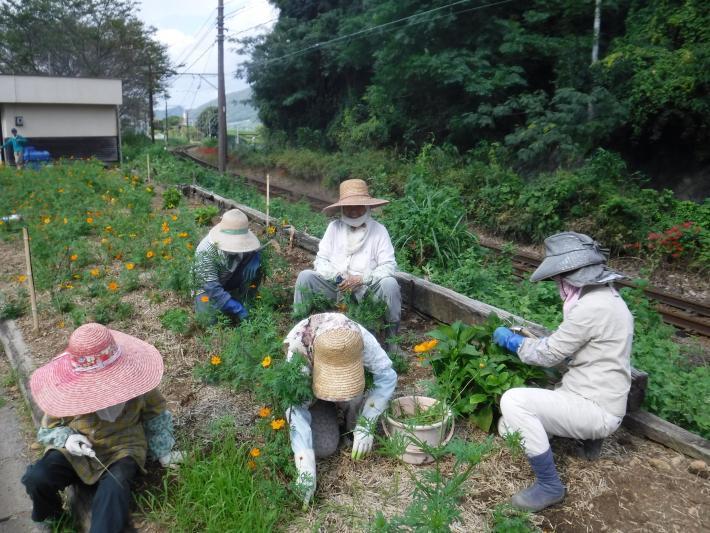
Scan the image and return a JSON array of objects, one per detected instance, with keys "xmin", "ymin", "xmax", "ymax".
[{"xmin": 22, "ymin": 323, "xmax": 181, "ymax": 532}]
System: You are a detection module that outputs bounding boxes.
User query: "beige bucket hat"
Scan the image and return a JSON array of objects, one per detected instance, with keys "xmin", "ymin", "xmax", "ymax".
[
  {"xmin": 312, "ymin": 327, "xmax": 365, "ymax": 402},
  {"xmin": 208, "ymin": 208, "xmax": 260, "ymax": 253},
  {"xmin": 323, "ymin": 179, "xmax": 389, "ymax": 215}
]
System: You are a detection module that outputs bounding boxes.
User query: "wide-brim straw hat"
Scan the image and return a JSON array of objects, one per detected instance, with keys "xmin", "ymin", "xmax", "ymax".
[
  {"xmin": 312, "ymin": 327, "xmax": 365, "ymax": 402},
  {"xmin": 208, "ymin": 208, "xmax": 260, "ymax": 253},
  {"xmin": 30, "ymin": 323, "xmax": 164, "ymax": 417},
  {"xmin": 323, "ymin": 179, "xmax": 389, "ymax": 216},
  {"xmin": 531, "ymin": 231, "xmax": 625, "ymax": 286}
]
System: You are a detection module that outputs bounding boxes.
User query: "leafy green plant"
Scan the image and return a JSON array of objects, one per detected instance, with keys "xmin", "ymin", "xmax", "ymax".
[
  {"xmin": 159, "ymin": 308, "xmax": 192, "ymax": 335},
  {"xmin": 425, "ymin": 319, "xmax": 546, "ymax": 432},
  {"xmin": 386, "ymin": 397, "xmax": 450, "ymax": 427},
  {"xmin": 193, "ymin": 205, "xmax": 219, "ymax": 226},
  {"xmin": 162, "ymin": 188, "xmax": 182, "ymax": 209},
  {"xmin": 489, "ymin": 504, "xmax": 537, "ymax": 533},
  {"xmin": 0, "ymin": 290, "xmax": 27, "ymax": 319}
]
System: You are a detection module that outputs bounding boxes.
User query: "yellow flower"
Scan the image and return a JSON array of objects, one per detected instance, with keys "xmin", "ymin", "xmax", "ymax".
[
  {"xmin": 200, "ymin": 295, "xmax": 210, "ymax": 303},
  {"xmin": 210, "ymin": 355, "xmax": 222, "ymax": 366},
  {"xmin": 107, "ymin": 281, "xmax": 119, "ymax": 292},
  {"xmin": 413, "ymin": 339, "xmax": 438, "ymax": 353},
  {"xmin": 171, "ymin": 215, "xmax": 178, "ymax": 221},
  {"xmin": 266, "ymin": 225, "xmax": 276, "ymax": 235},
  {"xmin": 247, "ymin": 460, "xmax": 256, "ymax": 471},
  {"xmin": 479, "ymin": 362, "xmax": 485, "ymax": 369},
  {"xmin": 271, "ymin": 418, "xmax": 286, "ymax": 430},
  {"xmin": 104, "ymin": 226, "xmax": 112, "ymax": 232},
  {"xmin": 163, "ymin": 237, "xmax": 172, "ymax": 245},
  {"xmin": 63, "ymin": 217, "xmax": 68, "ymax": 224},
  {"xmin": 0, "ymin": 220, "xmax": 4, "ymax": 225},
  {"xmin": 86, "ymin": 217, "xmax": 94, "ymax": 224},
  {"xmin": 70, "ymin": 254, "xmax": 78, "ymax": 262},
  {"xmin": 258, "ymin": 406, "xmax": 271, "ymax": 418},
  {"xmin": 42, "ymin": 216, "xmax": 51, "ymax": 225},
  {"xmin": 186, "ymin": 243, "xmax": 193, "ymax": 250},
  {"xmin": 178, "ymin": 232, "xmax": 189, "ymax": 238},
  {"xmin": 146, "ymin": 186, "xmax": 153, "ymax": 193},
  {"xmin": 249, "ymin": 447, "xmax": 261, "ymax": 458},
  {"xmin": 90, "ymin": 268, "xmax": 100, "ymax": 277},
  {"xmin": 100, "ymin": 238, "xmax": 109, "ymax": 244},
  {"xmin": 146, "ymin": 250, "xmax": 155, "ymax": 258},
  {"xmin": 57, "ymin": 188, "xmax": 64, "ymax": 193},
  {"xmin": 261, "ymin": 356, "xmax": 272, "ymax": 368},
  {"xmin": 17, "ymin": 274, "xmax": 27, "ymax": 283},
  {"xmin": 58, "ymin": 320, "xmax": 65, "ymax": 328},
  {"xmin": 161, "ymin": 221, "xmax": 170, "ymax": 233},
  {"xmin": 125, "ymin": 262, "xmax": 135, "ymax": 270}
]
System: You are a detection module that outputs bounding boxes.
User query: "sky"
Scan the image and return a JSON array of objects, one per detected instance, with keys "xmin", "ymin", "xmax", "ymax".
[{"xmin": 136, "ymin": 0, "xmax": 279, "ymax": 111}]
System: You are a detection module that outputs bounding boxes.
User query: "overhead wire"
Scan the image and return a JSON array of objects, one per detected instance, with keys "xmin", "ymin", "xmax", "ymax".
[
  {"xmin": 173, "ymin": 9, "xmax": 216, "ymax": 68},
  {"xmin": 259, "ymin": 0, "xmax": 515, "ymax": 65}
]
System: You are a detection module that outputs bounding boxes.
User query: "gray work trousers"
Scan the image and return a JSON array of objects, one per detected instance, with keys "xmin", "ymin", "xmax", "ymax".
[
  {"xmin": 310, "ymin": 397, "xmax": 365, "ymax": 458},
  {"xmin": 293, "ymin": 269, "xmax": 401, "ymax": 324}
]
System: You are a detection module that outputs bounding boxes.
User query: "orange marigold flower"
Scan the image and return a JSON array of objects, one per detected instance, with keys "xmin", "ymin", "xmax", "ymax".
[
  {"xmin": 107, "ymin": 281, "xmax": 119, "ymax": 292},
  {"xmin": 249, "ymin": 447, "xmax": 261, "ymax": 458},
  {"xmin": 258, "ymin": 406, "xmax": 271, "ymax": 418},
  {"xmin": 261, "ymin": 355, "xmax": 272, "ymax": 368},
  {"xmin": 114, "ymin": 253, "xmax": 123, "ymax": 260},
  {"xmin": 146, "ymin": 250, "xmax": 155, "ymax": 258},
  {"xmin": 171, "ymin": 215, "xmax": 178, "ymax": 221},
  {"xmin": 70, "ymin": 254, "xmax": 78, "ymax": 261},
  {"xmin": 125, "ymin": 262, "xmax": 135, "ymax": 270},
  {"xmin": 178, "ymin": 232, "xmax": 188, "ymax": 238},
  {"xmin": 17, "ymin": 274, "xmax": 27, "ymax": 283},
  {"xmin": 200, "ymin": 295, "xmax": 210, "ymax": 303},
  {"xmin": 271, "ymin": 418, "xmax": 286, "ymax": 430},
  {"xmin": 161, "ymin": 221, "xmax": 170, "ymax": 233},
  {"xmin": 210, "ymin": 355, "xmax": 222, "ymax": 366},
  {"xmin": 163, "ymin": 237, "xmax": 172, "ymax": 245},
  {"xmin": 413, "ymin": 339, "xmax": 438, "ymax": 353},
  {"xmin": 186, "ymin": 243, "xmax": 193, "ymax": 250},
  {"xmin": 86, "ymin": 217, "xmax": 94, "ymax": 224},
  {"xmin": 104, "ymin": 226, "xmax": 112, "ymax": 232},
  {"xmin": 90, "ymin": 268, "xmax": 100, "ymax": 277}
]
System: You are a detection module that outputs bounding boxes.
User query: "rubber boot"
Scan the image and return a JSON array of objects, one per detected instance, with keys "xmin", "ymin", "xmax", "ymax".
[{"xmin": 512, "ymin": 449, "xmax": 566, "ymax": 512}]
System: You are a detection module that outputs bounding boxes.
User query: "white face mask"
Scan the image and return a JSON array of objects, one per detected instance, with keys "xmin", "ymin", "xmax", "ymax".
[
  {"xmin": 96, "ymin": 402, "xmax": 126, "ymax": 422},
  {"xmin": 341, "ymin": 207, "xmax": 370, "ymax": 228}
]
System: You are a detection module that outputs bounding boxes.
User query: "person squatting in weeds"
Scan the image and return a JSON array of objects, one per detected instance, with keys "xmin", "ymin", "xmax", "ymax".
[
  {"xmin": 193, "ymin": 208, "xmax": 263, "ymax": 322},
  {"xmin": 293, "ymin": 179, "xmax": 402, "ymax": 353},
  {"xmin": 22, "ymin": 323, "xmax": 182, "ymax": 533},
  {"xmin": 493, "ymin": 232, "xmax": 633, "ymax": 512},
  {"xmin": 283, "ymin": 312, "xmax": 398, "ymax": 507}
]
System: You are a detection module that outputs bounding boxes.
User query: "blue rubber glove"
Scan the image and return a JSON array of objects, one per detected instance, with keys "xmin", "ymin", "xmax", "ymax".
[
  {"xmin": 222, "ymin": 298, "xmax": 249, "ymax": 320},
  {"xmin": 242, "ymin": 252, "xmax": 261, "ymax": 283},
  {"xmin": 493, "ymin": 327, "xmax": 524, "ymax": 354}
]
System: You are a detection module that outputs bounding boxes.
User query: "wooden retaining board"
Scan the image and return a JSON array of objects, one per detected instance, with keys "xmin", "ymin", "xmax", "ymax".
[{"xmin": 178, "ymin": 184, "xmax": 708, "ymax": 461}]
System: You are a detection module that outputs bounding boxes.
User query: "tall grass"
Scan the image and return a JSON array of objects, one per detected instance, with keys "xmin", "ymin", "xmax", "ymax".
[{"xmin": 140, "ymin": 435, "xmax": 292, "ymax": 532}]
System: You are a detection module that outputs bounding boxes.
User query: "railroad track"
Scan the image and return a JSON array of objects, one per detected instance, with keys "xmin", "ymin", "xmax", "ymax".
[{"xmin": 171, "ymin": 147, "xmax": 710, "ymax": 337}]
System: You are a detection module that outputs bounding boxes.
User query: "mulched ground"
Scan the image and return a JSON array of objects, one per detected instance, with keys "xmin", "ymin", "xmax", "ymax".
[{"xmin": 0, "ymin": 185, "xmax": 708, "ymax": 532}]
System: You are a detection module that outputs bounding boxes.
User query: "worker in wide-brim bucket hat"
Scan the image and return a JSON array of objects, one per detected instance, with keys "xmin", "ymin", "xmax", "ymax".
[
  {"xmin": 492, "ymin": 232, "xmax": 633, "ymax": 512},
  {"xmin": 22, "ymin": 323, "xmax": 182, "ymax": 532},
  {"xmin": 193, "ymin": 208, "xmax": 263, "ymax": 322},
  {"xmin": 292, "ymin": 179, "xmax": 403, "ymax": 353},
  {"xmin": 283, "ymin": 312, "xmax": 397, "ymax": 506}
]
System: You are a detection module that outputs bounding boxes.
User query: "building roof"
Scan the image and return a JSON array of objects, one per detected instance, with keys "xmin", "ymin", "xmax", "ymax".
[{"xmin": 0, "ymin": 75, "xmax": 122, "ymax": 105}]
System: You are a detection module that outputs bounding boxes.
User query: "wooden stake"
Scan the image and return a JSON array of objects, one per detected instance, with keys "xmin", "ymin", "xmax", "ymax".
[
  {"xmin": 266, "ymin": 173, "xmax": 270, "ymax": 230},
  {"xmin": 147, "ymin": 153, "xmax": 151, "ymax": 182},
  {"xmin": 22, "ymin": 227, "xmax": 39, "ymax": 331}
]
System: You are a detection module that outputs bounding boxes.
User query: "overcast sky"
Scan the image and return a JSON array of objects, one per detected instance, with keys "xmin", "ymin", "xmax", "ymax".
[{"xmin": 136, "ymin": 0, "xmax": 279, "ymax": 111}]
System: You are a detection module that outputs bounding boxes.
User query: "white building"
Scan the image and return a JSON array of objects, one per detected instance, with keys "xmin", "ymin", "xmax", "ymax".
[{"xmin": 0, "ymin": 75, "xmax": 123, "ymax": 163}]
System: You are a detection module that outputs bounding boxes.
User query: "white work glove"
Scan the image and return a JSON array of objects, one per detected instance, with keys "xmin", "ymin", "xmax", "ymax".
[
  {"xmin": 159, "ymin": 450, "xmax": 184, "ymax": 469},
  {"xmin": 294, "ymin": 449, "xmax": 316, "ymax": 509},
  {"xmin": 65, "ymin": 434, "xmax": 95, "ymax": 458},
  {"xmin": 351, "ymin": 425, "xmax": 374, "ymax": 460}
]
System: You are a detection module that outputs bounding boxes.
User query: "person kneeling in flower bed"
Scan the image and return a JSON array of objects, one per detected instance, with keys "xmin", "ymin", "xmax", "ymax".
[
  {"xmin": 22, "ymin": 323, "xmax": 182, "ymax": 532},
  {"xmin": 283, "ymin": 312, "xmax": 397, "ymax": 506},
  {"xmin": 493, "ymin": 232, "xmax": 633, "ymax": 512},
  {"xmin": 194, "ymin": 208, "xmax": 262, "ymax": 321}
]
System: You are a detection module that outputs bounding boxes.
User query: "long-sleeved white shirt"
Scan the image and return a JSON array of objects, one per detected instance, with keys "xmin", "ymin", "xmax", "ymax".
[
  {"xmin": 283, "ymin": 313, "xmax": 397, "ymax": 454},
  {"xmin": 314, "ymin": 218, "xmax": 397, "ymax": 285},
  {"xmin": 518, "ymin": 285, "xmax": 634, "ymax": 417}
]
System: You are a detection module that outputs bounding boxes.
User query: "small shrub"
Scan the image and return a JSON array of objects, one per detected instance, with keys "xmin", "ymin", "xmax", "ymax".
[
  {"xmin": 193, "ymin": 205, "xmax": 219, "ymax": 226},
  {"xmin": 160, "ymin": 308, "xmax": 192, "ymax": 335},
  {"xmin": 162, "ymin": 188, "xmax": 182, "ymax": 210}
]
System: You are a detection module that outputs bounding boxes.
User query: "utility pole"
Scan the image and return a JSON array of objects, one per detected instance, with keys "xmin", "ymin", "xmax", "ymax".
[
  {"xmin": 148, "ymin": 62, "xmax": 155, "ymax": 142},
  {"xmin": 217, "ymin": 0, "xmax": 227, "ymax": 172},
  {"xmin": 164, "ymin": 96, "xmax": 169, "ymax": 147}
]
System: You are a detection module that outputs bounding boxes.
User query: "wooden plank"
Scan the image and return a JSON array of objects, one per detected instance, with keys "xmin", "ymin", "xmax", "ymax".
[{"xmin": 623, "ymin": 410, "xmax": 710, "ymax": 462}]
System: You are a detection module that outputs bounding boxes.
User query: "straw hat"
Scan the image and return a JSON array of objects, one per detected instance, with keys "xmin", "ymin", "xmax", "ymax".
[
  {"xmin": 30, "ymin": 323, "xmax": 164, "ymax": 417},
  {"xmin": 323, "ymin": 179, "xmax": 389, "ymax": 215},
  {"xmin": 208, "ymin": 209, "xmax": 260, "ymax": 253},
  {"xmin": 312, "ymin": 327, "xmax": 365, "ymax": 402},
  {"xmin": 530, "ymin": 232, "xmax": 625, "ymax": 287}
]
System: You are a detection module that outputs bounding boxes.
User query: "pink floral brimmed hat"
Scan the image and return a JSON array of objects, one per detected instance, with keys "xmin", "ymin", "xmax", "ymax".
[{"xmin": 30, "ymin": 323, "xmax": 164, "ymax": 417}]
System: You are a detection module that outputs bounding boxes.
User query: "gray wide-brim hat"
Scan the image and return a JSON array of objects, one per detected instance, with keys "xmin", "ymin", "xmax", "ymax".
[{"xmin": 530, "ymin": 231, "xmax": 626, "ymax": 287}]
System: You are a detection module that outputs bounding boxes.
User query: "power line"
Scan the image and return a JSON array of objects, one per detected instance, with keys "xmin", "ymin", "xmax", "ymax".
[
  {"xmin": 226, "ymin": 17, "xmax": 278, "ymax": 38},
  {"xmin": 260, "ymin": 0, "xmax": 515, "ymax": 65},
  {"xmin": 174, "ymin": 9, "xmax": 216, "ymax": 67}
]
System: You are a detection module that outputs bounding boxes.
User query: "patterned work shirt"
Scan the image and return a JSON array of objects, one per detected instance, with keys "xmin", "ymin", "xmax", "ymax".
[{"xmin": 37, "ymin": 389, "xmax": 172, "ymax": 485}]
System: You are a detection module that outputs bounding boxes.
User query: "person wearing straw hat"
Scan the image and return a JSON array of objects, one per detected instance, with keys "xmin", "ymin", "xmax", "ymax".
[
  {"xmin": 293, "ymin": 179, "xmax": 402, "ymax": 352},
  {"xmin": 194, "ymin": 208, "xmax": 262, "ymax": 321},
  {"xmin": 21, "ymin": 323, "xmax": 181, "ymax": 532},
  {"xmin": 492, "ymin": 232, "xmax": 633, "ymax": 512},
  {"xmin": 283, "ymin": 312, "xmax": 397, "ymax": 506}
]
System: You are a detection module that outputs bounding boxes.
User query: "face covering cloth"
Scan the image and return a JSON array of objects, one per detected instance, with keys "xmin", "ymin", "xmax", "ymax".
[
  {"xmin": 341, "ymin": 207, "xmax": 371, "ymax": 228},
  {"xmin": 556, "ymin": 277, "xmax": 582, "ymax": 318},
  {"xmin": 96, "ymin": 402, "xmax": 126, "ymax": 422}
]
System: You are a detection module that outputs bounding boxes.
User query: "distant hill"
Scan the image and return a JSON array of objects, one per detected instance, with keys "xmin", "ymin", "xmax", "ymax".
[{"xmin": 156, "ymin": 88, "xmax": 260, "ymax": 130}]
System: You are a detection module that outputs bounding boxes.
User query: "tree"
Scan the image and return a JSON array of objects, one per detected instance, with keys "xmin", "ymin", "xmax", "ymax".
[
  {"xmin": 0, "ymin": 0, "xmax": 173, "ymax": 131},
  {"xmin": 197, "ymin": 107, "xmax": 219, "ymax": 138}
]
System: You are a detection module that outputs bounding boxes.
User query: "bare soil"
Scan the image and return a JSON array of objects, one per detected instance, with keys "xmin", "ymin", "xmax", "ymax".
[{"xmin": 1, "ymin": 188, "xmax": 708, "ymax": 532}]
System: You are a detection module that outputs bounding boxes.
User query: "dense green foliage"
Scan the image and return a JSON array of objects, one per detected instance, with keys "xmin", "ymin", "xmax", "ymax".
[{"xmin": 241, "ymin": 0, "xmax": 709, "ymax": 173}]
